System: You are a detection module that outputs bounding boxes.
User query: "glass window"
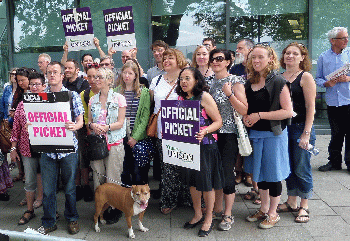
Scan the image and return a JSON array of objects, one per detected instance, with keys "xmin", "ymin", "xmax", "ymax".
[
  {"xmin": 229, "ymin": 0, "xmax": 308, "ymax": 58},
  {"xmin": 13, "ymin": 0, "xmax": 75, "ymax": 53},
  {"xmin": 152, "ymin": 0, "xmax": 226, "ymax": 49},
  {"xmin": 0, "ymin": 1, "xmax": 8, "ymax": 92}
]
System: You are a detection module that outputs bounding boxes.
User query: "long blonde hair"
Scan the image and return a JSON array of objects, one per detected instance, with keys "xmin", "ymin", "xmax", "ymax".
[
  {"xmin": 246, "ymin": 45, "xmax": 279, "ymax": 84},
  {"xmin": 117, "ymin": 61, "xmax": 141, "ymax": 98}
]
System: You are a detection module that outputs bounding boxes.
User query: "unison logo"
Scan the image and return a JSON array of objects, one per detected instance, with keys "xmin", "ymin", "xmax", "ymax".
[{"xmin": 165, "ymin": 145, "xmax": 193, "ymax": 163}]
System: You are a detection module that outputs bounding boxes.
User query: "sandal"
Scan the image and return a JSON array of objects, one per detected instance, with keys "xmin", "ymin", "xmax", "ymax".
[
  {"xmin": 295, "ymin": 207, "xmax": 310, "ymax": 223},
  {"xmin": 253, "ymin": 196, "xmax": 261, "ymax": 205},
  {"xmin": 12, "ymin": 175, "xmax": 24, "ymax": 182},
  {"xmin": 18, "ymin": 197, "xmax": 27, "ymax": 207},
  {"xmin": 160, "ymin": 207, "xmax": 175, "ymax": 215},
  {"xmin": 244, "ymin": 188, "xmax": 259, "ymax": 200},
  {"xmin": 18, "ymin": 210, "xmax": 35, "ymax": 225},
  {"xmin": 277, "ymin": 202, "xmax": 299, "ymax": 213},
  {"xmin": 33, "ymin": 199, "xmax": 43, "ymax": 209}
]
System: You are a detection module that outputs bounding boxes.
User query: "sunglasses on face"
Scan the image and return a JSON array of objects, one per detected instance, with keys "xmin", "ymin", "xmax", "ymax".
[{"xmin": 210, "ymin": 56, "xmax": 225, "ymax": 63}]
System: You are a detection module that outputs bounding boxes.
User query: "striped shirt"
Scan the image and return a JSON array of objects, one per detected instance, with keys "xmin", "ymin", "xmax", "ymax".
[{"xmin": 124, "ymin": 91, "xmax": 139, "ymax": 130}]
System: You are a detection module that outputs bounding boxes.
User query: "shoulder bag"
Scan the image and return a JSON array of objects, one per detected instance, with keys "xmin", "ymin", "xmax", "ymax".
[
  {"xmin": 0, "ymin": 120, "xmax": 12, "ymax": 154},
  {"xmin": 233, "ymin": 110, "xmax": 252, "ymax": 156},
  {"xmin": 146, "ymin": 82, "xmax": 176, "ymax": 138}
]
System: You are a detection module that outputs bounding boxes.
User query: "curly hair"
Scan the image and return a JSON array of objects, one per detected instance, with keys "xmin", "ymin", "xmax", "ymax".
[
  {"xmin": 176, "ymin": 67, "xmax": 209, "ymax": 99},
  {"xmin": 191, "ymin": 45, "xmax": 211, "ymax": 68},
  {"xmin": 246, "ymin": 45, "xmax": 279, "ymax": 84},
  {"xmin": 162, "ymin": 48, "xmax": 188, "ymax": 70},
  {"xmin": 280, "ymin": 42, "xmax": 311, "ymax": 71}
]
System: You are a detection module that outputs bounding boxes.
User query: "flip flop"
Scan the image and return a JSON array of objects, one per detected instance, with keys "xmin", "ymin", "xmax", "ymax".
[
  {"xmin": 295, "ymin": 207, "xmax": 310, "ymax": 223},
  {"xmin": 277, "ymin": 202, "xmax": 299, "ymax": 213}
]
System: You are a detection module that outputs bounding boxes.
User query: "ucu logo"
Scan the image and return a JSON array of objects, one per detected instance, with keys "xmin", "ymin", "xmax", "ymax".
[{"xmin": 24, "ymin": 94, "xmax": 42, "ymax": 102}]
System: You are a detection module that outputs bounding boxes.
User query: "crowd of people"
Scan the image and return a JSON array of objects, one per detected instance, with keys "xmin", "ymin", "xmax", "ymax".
[{"xmin": 0, "ymin": 26, "xmax": 349, "ymax": 237}]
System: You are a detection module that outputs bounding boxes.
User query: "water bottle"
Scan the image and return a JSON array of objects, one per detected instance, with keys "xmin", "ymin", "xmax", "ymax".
[{"xmin": 297, "ymin": 139, "xmax": 319, "ymax": 156}]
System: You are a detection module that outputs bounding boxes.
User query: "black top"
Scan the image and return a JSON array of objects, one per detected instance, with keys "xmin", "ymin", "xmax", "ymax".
[
  {"xmin": 290, "ymin": 71, "xmax": 306, "ymax": 124},
  {"xmin": 63, "ymin": 77, "xmax": 90, "ymax": 94},
  {"xmin": 246, "ymin": 86, "xmax": 271, "ymax": 131},
  {"xmin": 229, "ymin": 63, "xmax": 246, "ymax": 78}
]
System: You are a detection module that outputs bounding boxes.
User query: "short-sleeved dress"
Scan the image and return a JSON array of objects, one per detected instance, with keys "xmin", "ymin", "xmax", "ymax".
[{"xmin": 182, "ymin": 94, "xmax": 224, "ymax": 192}]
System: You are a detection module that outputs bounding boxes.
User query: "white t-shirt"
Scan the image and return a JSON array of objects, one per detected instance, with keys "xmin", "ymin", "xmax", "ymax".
[{"xmin": 150, "ymin": 75, "xmax": 178, "ymax": 139}]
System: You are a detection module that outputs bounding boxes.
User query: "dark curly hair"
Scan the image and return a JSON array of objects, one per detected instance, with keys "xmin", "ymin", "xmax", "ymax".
[{"xmin": 176, "ymin": 67, "xmax": 209, "ymax": 99}]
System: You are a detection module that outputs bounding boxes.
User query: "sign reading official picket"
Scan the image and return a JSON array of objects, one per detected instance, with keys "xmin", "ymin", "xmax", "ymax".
[
  {"xmin": 23, "ymin": 92, "xmax": 75, "ymax": 153},
  {"xmin": 61, "ymin": 7, "xmax": 95, "ymax": 52},
  {"xmin": 103, "ymin": 6, "xmax": 136, "ymax": 52},
  {"xmin": 161, "ymin": 100, "xmax": 200, "ymax": 171}
]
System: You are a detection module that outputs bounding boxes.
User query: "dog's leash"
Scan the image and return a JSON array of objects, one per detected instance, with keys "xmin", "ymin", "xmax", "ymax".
[{"xmin": 92, "ymin": 169, "xmax": 132, "ymax": 188}]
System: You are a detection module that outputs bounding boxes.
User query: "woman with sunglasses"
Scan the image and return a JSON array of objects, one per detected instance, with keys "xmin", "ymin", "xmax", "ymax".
[
  {"xmin": 277, "ymin": 43, "xmax": 316, "ymax": 223},
  {"xmin": 244, "ymin": 44, "xmax": 293, "ymax": 229},
  {"xmin": 191, "ymin": 45, "xmax": 214, "ymax": 79},
  {"xmin": 207, "ymin": 49, "xmax": 248, "ymax": 231}
]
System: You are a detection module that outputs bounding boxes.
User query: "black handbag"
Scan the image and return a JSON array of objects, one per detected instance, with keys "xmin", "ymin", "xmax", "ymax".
[{"xmin": 84, "ymin": 134, "xmax": 109, "ymax": 161}]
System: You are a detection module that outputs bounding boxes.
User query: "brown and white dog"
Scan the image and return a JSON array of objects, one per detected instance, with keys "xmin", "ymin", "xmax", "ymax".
[{"xmin": 94, "ymin": 183, "xmax": 150, "ymax": 238}]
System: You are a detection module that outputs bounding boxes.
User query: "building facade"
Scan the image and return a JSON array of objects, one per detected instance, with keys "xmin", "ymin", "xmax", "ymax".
[{"xmin": 1, "ymin": 0, "xmax": 350, "ymax": 118}]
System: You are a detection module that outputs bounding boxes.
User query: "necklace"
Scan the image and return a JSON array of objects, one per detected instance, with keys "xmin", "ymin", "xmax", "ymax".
[
  {"xmin": 286, "ymin": 70, "xmax": 301, "ymax": 81},
  {"xmin": 165, "ymin": 77, "xmax": 177, "ymax": 84},
  {"xmin": 204, "ymin": 68, "xmax": 209, "ymax": 77}
]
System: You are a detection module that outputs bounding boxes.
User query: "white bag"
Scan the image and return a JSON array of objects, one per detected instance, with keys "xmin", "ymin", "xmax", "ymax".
[{"xmin": 233, "ymin": 110, "xmax": 252, "ymax": 156}]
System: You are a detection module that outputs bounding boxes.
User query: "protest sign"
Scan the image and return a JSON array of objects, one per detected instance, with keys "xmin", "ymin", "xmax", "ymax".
[
  {"xmin": 23, "ymin": 92, "xmax": 75, "ymax": 153},
  {"xmin": 161, "ymin": 100, "xmax": 200, "ymax": 171},
  {"xmin": 103, "ymin": 6, "xmax": 136, "ymax": 52},
  {"xmin": 61, "ymin": 7, "xmax": 95, "ymax": 52}
]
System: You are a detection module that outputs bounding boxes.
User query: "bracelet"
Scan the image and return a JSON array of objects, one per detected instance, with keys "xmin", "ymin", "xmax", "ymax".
[
  {"xmin": 206, "ymin": 129, "xmax": 209, "ymax": 135},
  {"xmin": 257, "ymin": 112, "xmax": 261, "ymax": 120},
  {"xmin": 304, "ymin": 130, "xmax": 310, "ymax": 135},
  {"xmin": 10, "ymin": 147, "xmax": 16, "ymax": 152},
  {"xmin": 227, "ymin": 93, "xmax": 233, "ymax": 99}
]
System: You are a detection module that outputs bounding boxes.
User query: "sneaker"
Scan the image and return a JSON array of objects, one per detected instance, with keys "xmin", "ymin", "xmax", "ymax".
[
  {"xmin": 212, "ymin": 210, "xmax": 223, "ymax": 220},
  {"xmin": 67, "ymin": 221, "xmax": 80, "ymax": 235},
  {"xmin": 246, "ymin": 210, "xmax": 267, "ymax": 222},
  {"xmin": 37, "ymin": 224, "xmax": 57, "ymax": 235},
  {"xmin": 258, "ymin": 214, "xmax": 280, "ymax": 229},
  {"xmin": 83, "ymin": 185, "xmax": 94, "ymax": 202},
  {"xmin": 217, "ymin": 215, "xmax": 234, "ymax": 231}
]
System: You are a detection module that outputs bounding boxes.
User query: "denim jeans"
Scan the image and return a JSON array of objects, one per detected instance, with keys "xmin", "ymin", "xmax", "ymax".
[
  {"xmin": 40, "ymin": 153, "xmax": 79, "ymax": 228},
  {"xmin": 286, "ymin": 123, "xmax": 315, "ymax": 199}
]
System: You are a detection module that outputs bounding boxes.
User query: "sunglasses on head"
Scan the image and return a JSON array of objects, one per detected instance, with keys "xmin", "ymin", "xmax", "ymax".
[{"xmin": 210, "ymin": 56, "xmax": 225, "ymax": 63}]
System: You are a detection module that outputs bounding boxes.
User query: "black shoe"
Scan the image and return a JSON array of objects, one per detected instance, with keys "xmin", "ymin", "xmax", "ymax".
[
  {"xmin": 0, "ymin": 193, "xmax": 10, "ymax": 201},
  {"xmin": 198, "ymin": 222, "xmax": 214, "ymax": 237},
  {"xmin": 184, "ymin": 216, "xmax": 204, "ymax": 229},
  {"xmin": 68, "ymin": 221, "xmax": 80, "ymax": 235},
  {"xmin": 318, "ymin": 162, "xmax": 342, "ymax": 172},
  {"xmin": 103, "ymin": 207, "xmax": 123, "ymax": 225},
  {"xmin": 151, "ymin": 189, "xmax": 161, "ymax": 199},
  {"xmin": 76, "ymin": 186, "xmax": 83, "ymax": 201},
  {"xmin": 83, "ymin": 185, "xmax": 94, "ymax": 202}
]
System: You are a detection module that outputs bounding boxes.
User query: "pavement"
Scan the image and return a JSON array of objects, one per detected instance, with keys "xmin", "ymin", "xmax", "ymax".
[{"xmin": 1, "ymin": 134, "xmax": 350, "ymax": 240}]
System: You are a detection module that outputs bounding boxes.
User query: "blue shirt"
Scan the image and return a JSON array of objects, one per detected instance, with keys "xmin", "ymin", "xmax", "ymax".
[
  {"xmin": 44, "ymin": 86, "xmax": 84, "ymax": 159},
  {"xmin": 0, "ymin": 84, "xmax": 13, "ymax": 121},
  {"xmin": 315, "ymin": 47, "xmax": 350, "ymax": 107}
]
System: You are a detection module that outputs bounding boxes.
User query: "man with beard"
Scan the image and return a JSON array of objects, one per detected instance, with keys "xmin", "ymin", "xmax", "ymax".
[
  {"xmin": 63, "ymin": 59, "xmax": 89, "ymax": 94},
  {"xmin": 229, "ymin": 38, "xmax": 254, "ymax": 78}
]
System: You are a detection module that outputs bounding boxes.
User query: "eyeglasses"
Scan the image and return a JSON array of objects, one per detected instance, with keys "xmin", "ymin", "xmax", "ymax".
[
  {"xmin": 29, "ymin": 83, "xmax": 42, "ymax": 87},
  {"xmin": 210, "ymin": 56, "xmax": 225, "ymax": 63},
  {"xmin": 47, "ymin": 71, "xmax": 61, "ymax": 76},
  {"xmin": 333, "ymin": 36, "xmax": 349, "ymax": 41}
]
